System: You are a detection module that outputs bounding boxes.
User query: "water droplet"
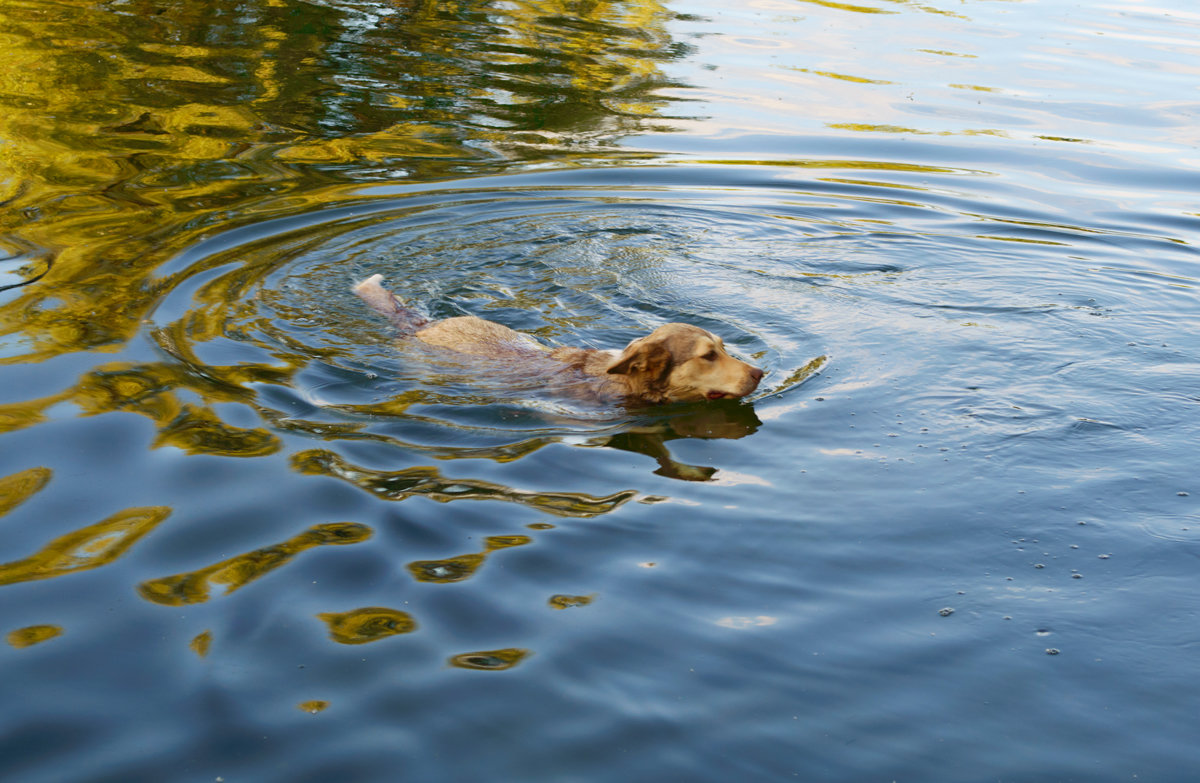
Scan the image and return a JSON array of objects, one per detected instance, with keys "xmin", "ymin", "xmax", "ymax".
[
  {"xmin": 1045, "ymin": 648, "xmax": 1061, "ymax": 655},
  {"xmin": 938, "ymin": 607, "xmax": 954, "ymax": 617}
]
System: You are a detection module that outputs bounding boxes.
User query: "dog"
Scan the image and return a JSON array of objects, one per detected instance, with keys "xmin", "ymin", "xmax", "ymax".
[{"xmin": 353, "ymin": 274, "xmax": 763, "ymax": 406}]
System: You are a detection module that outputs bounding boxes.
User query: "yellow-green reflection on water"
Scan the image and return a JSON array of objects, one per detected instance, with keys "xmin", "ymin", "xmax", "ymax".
[
  {"xmin": 7, "ymin": 624, "xmax": 63, "ymax": 649},
  {"xmin": 292, "ymin": 448, "xmax": 637, "ymax": 517},
  {"xmin": 137, "ymin": 522, "xmax": 371, "ymax": 606},
  {"xmin": 0, "ymin": 505, "xmax": 171, "ymax": 587},
  {"xmin": 763, "ymin": 355, "xmax": 829, "ymax": 398},
  {"xmin": 151, "ymin": 404, "xmax": 281, "ymax": 457},
  {"xmin": 317, "ymin": 606, "xmax": 418, "ymax": 645},
  {"xmin": 408, "ymin": 535, "xmax": 534, "ymax": 584},
  {"xmin": 0, "ymin": 0, "xmax": 683, "ymax": 366},
  {"xmin": 449, "ymin": 647, "xmax": 531, "ymax": 671},
  {"xmin": 792, "ymin": 69, "xmax": 896, "ymax": 86},
  {"xmin": 190, "ymin": 630, "xmax": 213, "ymax": 658},
  {"xmin": 0, "ymin": 360, "xmax": 286, "ymax": 456},
  {"xmin": 548, "ymin": 593, "xmax": 594, "ymax": 609},
  {"xmin": 794, "ymin": 0, "xmax": 898, "ymax": 14},
  {"xmin": 0, "ymin": 466, "xmax": 51, "ymax": 517}
]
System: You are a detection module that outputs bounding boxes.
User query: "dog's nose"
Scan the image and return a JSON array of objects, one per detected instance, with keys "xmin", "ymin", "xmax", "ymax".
[{"xmin": 749, "ymin": 366, "xmax": 764, "ymax": 382}]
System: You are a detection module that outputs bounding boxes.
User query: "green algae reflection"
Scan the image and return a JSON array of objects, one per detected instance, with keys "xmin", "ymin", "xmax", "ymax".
[
  {"xmin": 190, "ymin": 630, "xmax": 213, "ymax": 658},
  {"xmin": 449, "ymin": 648, "xmax": 531, "ymax": 671},
  {"xmin": 292, "ymin": 448, "xmax": 636, "ymax": 518},
  {"xmin": 138, "ymin": 522, "xmax": 370, "ymax": 606},
  {"xmin": 408, "ymin": 535, "xmax": 533, "ymax": 584},
  {"xmin": 7, "ymin": 624, "xmax": 64, "ymax": 649},
  {"xmin": 0, "ymin": 0, "xmax": 682, "ymax": 362},
  {"xmin": 0, "ymin": 505, "xmax": 172, "ymax": 587},
  {"xmin": 0, "ymin": 467, "xmax": 52, "ymax": 518},
  {"xmin": 0, "ymin": 362, "xmax": 284, "ymax": 458},
  {"xmin": 549, "ymin": 593, "xmax": 594, "ymax": 609},
  {"xmin": 317, "ymin": 607, "xmax": 417, "ymax": 645}
]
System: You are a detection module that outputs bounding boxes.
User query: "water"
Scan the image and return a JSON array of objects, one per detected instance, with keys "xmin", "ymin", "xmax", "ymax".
[{"xmin": 1, "ymin": 0, "xmax": 1199, "ymax": 780}]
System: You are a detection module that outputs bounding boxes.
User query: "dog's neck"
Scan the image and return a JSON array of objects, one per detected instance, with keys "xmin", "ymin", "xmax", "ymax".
[{"xmin": 549, "ymin": 346, "xmax": 668, "ymax": 404}]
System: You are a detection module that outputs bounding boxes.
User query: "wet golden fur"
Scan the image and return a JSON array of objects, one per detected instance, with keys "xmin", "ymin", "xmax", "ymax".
[{"xmin": 353, "ymin": 274, "xmax": 763, "ymax": 405}]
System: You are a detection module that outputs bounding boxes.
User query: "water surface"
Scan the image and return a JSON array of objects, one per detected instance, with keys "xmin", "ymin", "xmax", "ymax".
[{"xmin": 1, "ymin": 0, "xmax": 1199, "ymax": 781}]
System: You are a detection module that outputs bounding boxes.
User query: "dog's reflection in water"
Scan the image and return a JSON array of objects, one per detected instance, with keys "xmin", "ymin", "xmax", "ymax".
[{"xmin": 601, "ymin": 400, "xmax": 761, "ymax": 481}]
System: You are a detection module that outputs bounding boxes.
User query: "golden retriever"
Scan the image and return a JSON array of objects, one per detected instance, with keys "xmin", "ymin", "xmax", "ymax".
[{"xmin": 353, "ymin": 274, "xmax": 763, "ymax": 405}]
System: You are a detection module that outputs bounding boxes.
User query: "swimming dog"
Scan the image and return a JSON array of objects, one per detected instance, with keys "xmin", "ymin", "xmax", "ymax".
[{"xmin": 353, "ymin": 274, "xmax": 763, "ymax": 406}]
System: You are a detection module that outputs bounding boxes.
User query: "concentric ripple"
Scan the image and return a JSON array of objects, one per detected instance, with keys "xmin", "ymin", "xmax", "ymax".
[{"xmin": 144, "ymin": 164, "xmax": 1196, "ymax": 474}]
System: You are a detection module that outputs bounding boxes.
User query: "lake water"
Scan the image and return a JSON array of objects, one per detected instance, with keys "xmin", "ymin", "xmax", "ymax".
[{"xmin": 2, "ymin": 0, "xmax": 1199, "ymax": 780}]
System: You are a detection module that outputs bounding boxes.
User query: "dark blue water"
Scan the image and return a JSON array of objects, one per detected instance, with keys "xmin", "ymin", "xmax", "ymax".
[{"xmin": 2, "ymin": 0, "xmax": 1199, "ymax": 780}]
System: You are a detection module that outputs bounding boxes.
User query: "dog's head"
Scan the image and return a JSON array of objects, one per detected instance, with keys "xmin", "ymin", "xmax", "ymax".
[{"xmin": 605, "ymin": 323, "xmax": 764, "ymax": 404}]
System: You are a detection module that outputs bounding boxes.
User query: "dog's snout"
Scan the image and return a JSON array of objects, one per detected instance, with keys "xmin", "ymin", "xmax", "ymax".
[{"xmin": 749, "ymin": 366, "xmax": 764, "ymax": 383}]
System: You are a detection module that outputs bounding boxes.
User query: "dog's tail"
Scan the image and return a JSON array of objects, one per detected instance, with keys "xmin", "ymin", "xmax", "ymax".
[{"xmin": 352, "ymin": 274, "xmax": 429, "ymax": 334}]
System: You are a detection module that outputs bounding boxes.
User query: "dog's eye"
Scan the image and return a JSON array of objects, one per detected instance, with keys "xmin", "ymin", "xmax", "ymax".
[{"xmin": 701, "ymin": 350, "xmax": 718, "ymax": 361}]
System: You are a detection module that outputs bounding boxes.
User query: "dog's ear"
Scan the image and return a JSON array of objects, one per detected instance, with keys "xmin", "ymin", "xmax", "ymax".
[{"xmin": 606, "ymin": 338, "xmax": 671, "ymax": 379}]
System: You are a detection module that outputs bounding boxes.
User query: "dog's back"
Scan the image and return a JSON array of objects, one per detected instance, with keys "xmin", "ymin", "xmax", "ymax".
[
  {"xmin": 414, "ymin": 315, "xmax": 546, "ymax": 357},
  {"xmin": 355, "ymin": 274, "xmax": 545, "ymax": 357}
]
